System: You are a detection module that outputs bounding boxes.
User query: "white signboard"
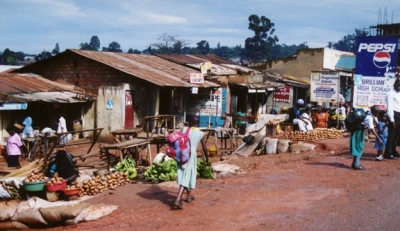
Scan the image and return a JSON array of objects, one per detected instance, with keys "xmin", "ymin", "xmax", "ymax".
[
  {"xmin": 189, "ymin": 73, "xmax": 204, "ymax": 84},
  {"xmin": 310, "ymin": 71, "xmax": 340, "ymax": 102}
]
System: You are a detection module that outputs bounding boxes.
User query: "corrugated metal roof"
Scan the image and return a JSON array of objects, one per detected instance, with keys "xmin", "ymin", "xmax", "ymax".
[
  {"xmin": 0, "ymin": 73, "xmax": 94, "ymax": 103},
  {"xmin": 156, "ymin": 54, "xmax": 261, "ymax": 76},
  {"xmin": 230, "ymin": 81, "xmax": 284, "ymax": 90},
  {"xmin": 68, "ymin": 50, "xmax": 218, "ymax": 88},
  {"xmin": 264, "ymin": 72, "xmax": 310, "ymax": 88},
  {"xmin": 335, "ymin": 55, "xmax": 355, "ymax": 71}
]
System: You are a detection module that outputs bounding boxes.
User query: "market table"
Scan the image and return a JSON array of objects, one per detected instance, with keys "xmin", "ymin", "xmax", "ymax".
[
  {"xmin": 200, "ymin": 127, "xmax": 237, "ymax": 155},
  {"xmin": 111, "ymin": 128, "xmax": 143, "ymax": 142},
  {"xmin": 101, "ymin": 138, "xmax": 152, "ymax": 167},
  {"xmin": 56, "ymin": 128, "xmax": 103, "ymax": 155}
]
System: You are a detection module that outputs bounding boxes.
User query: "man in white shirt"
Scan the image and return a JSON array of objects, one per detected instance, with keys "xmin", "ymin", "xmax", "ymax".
[{"xmin": 384, "ymin": 78, "xmax": 400, "ymax": 159}]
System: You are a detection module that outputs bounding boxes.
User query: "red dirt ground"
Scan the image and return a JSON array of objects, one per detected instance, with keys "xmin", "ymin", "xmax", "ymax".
[{"xmin": 35, "ymin": 137, "xmax": 400, "ymax": 231}]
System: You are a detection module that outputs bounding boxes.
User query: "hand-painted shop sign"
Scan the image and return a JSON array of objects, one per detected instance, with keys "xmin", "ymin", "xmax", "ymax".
[
  {"xmin": 273, "ymin": 85, "xmax": 290, "ymax": 102},
  {"xmin": 189, "ymin": 73, "xmax": 204, "ymax": 84}
]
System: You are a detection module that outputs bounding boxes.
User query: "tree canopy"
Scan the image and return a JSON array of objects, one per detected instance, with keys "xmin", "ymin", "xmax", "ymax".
[
  {"xmin": 245, "ymin": 14, "xmax": 279, "ymax": 62},
  {"xmin": 327, "ymin": 29, "xmax": 369, "ymax": 53},
  {"xmin": 102, "ymin": 41, "xmax": 122, "ymax": 52},
  {"xmin": 80, "ymin": 36, "xmax": 100, "ymax": 51}
]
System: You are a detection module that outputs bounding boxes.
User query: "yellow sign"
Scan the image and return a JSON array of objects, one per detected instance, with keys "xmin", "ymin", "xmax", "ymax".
[{"xmin": 200, "ymin": 62, "xmax": 211, "ymax": 74}]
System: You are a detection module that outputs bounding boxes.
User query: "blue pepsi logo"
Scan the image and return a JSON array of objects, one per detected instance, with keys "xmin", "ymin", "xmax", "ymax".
[{"xmin": 373, "ymin": 51, "xmax": 391, "ymax": 68}]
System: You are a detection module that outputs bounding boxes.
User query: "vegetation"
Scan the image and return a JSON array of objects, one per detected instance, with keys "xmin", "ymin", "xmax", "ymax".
[
  {"xmin": 327, "ymin": 29, "xmax": 370, "ymax": 53},
  {"xmin": 245, "ymin": 14, "xmax": 279, "ymax": 62},
  {"xmin": 0, "ymin": 14, "xmax": 371, "ymax": 66}
]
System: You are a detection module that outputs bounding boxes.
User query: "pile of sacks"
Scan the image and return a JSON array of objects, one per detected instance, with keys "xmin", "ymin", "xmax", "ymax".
[
  {"xmin": 0, "ymin": 197, "xmax": 117, "ymax": 229},
  {"xmin": 264, "ymin": 138, "xmax": 316, "ymax": 154}
]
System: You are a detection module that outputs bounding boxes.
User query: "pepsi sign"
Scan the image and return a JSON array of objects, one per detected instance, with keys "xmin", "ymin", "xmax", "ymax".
[{"xmin": 355, "ymin": 36, "xmax": 398, "ymax": 77}]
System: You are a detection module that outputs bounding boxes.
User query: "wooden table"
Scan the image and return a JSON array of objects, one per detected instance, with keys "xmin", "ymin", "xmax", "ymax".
[
  {"xmin": 200, "ymin": 127, "xmax": 237, "ymax": 155},
  {"xmin": 57, "ymin": 128, "xmax": 103, "ymax": 155},
  {"xmin": 111, "ymin": 128, "xmax": 143, "ymax": 142},
  {"xmin": 21, "ymin": 137, "xmax": 37, "ymax": 155},
  {"xmin": 101, "ymin": 138, "xmax": 152, "ymax": 167}
]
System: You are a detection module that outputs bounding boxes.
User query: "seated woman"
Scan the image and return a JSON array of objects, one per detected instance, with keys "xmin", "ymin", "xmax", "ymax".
[
  {"xmin": 47, "ymin": 150, "xmax": 79, "ymax": 183},
  {"xmin": 313, "ymin": 105, "xmax": 329, "ymax": 128}
]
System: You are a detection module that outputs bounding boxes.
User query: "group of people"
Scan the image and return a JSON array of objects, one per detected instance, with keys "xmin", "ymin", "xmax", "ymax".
[
  {"xmin": 350, "ymin": 78, "xmax": 400, "ymax": 170},
  {"xmin": 289, "ymin": 99, "xmax": 341, "ymax": 132},
  {"xmin": 4, "ymin": 113, "xmax": 68, "ymax": 169}
]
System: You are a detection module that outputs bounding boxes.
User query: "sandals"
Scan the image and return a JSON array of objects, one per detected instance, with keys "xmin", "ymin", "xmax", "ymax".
[
  {"xmin": 186, "ymin": 195, "xmax": 195, "ymax": 203},
  {"xmin": 173, "ymin": 200, "xmax": 183, "ymax": 209}
]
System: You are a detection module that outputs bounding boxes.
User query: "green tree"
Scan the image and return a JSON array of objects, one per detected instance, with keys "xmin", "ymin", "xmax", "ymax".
[
  {"xmin": 330, "ymin": 28, "xmax": 369, "ymax": 53},
  {"xmin": 35, "ymin": 50, "xmax": 52, "ymax": 61},
  {"xmin": 245, "ymin": 14, "xmax": 279, "ymax": 62},
  {"xmin": 0, "ymin": 48, "xmax": 18, "ymax": 65},
  {"xmin": 80, "ymin": 36, "xmax": 101, "ymax": 51},
  {"xmin": 52, "ymin": 43, "xmax": 60, "ymax": 55},
  {"xmin": 195, "ymin": 40, "xmax": 210, "ymax": 55},
  {"xmin": 89, "ymin": 36, "xmax": 100, "ymax": 51},
  {"xmin": 127, "ymin": 48, "xmax": 141, "ymax": 54},
  {"xmin": 102, "ymin": 41, "xmax": 122, "ymax": 52}
]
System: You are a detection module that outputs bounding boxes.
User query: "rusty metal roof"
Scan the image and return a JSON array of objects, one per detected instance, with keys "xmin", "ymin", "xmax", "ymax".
[
  {"xmin": 68, "ymin": 50, "xmax": 218, "ymax": 88},
  {"xmin": 156, "ymin": 54, "xmax": 261, "ymax": 76},
  {"xmin": 0, "ymin": 73, "xmax": 95, "ymax": 103}
]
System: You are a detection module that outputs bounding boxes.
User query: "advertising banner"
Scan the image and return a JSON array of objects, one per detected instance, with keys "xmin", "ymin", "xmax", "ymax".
[
  {"xmin": 0, "ymin": 103, "xmax": 28, "ymax": 110},
  {"xmin": 353, "ymin": 36, "xmax": 398, "ymax": 109},
  {"xmin": 187, "ymin": 88, "xmax": 227, "ymax": 127},
  {"xmin": 310, "ymin": 71, "xmax": 340, "ymax": 102},
  {"xmin": 273, "ymin": 85, "xmax": 290, "ymax": 102}
]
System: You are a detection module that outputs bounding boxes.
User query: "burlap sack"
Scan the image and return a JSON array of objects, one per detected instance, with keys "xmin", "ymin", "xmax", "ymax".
[
  {"xmin": 39, "ymin": 202, "xmax": 89, "ymax": 225},
  {"xmin": 13, "ymin": 208, "xmax": 48, "ymax": 227},
  {"xmin": 265, "ymin": 139, "xmax": 278, "ymax": 154},
  {"xmin": 0, "ymin": 220, "xmax": 29, "ymax": 230},
  {"xmin": 0, "ymin": 200, "xmax": 20, "ymax": 221},
  {"xmin": 289, "ymin": 142, "xmax": 316, "ymax": 153},
  {"xmin": 277, "ymin": 139, "xmax": 291, "ymax": 153}
]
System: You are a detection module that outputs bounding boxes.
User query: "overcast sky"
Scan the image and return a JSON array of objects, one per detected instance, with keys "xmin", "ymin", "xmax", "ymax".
[{"xmin": 1, "ymin": 0, "xmax": 399, "ymax": 55}]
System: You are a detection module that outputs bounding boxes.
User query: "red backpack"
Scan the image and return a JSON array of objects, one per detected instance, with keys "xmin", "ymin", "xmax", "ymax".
[{"xmin": 166, "ymin": 127, "xmax": 191, "ymax": 163}]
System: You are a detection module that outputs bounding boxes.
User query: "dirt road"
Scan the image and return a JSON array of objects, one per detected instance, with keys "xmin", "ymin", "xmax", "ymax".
[{"xmin": 42, "ymin": 137, "xmax": 400, "ymax": 231}]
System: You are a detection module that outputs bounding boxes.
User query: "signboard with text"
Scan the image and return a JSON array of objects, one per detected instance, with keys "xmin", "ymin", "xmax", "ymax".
[
  {"xmin": 189, "ymin": 73, "xmax": 204, "ymax": 84},
  {"xmin": 186, "ymin": 88, "xmax": 227, "ymax": 127},
  {"xmin": 273, "ymin": 85, "xmax": 290, "ymax": 102},
  {"xmin": 310, "ymin": 71, "xmax": 340, "ymax": 102},
  {"xmin": 353, "ymin": 36, "xmax": 398, "ymax": 109}
]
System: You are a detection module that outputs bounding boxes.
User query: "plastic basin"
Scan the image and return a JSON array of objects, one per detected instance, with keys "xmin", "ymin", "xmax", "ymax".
[
  {"xmin": 45, "ymin": 180, "xmax": 67, "ymax": 192},
  {"xmin": 23, "ymin": 179, "xmax": 49, "ymax": 192},
  {"xmin": 63, "ymin": 188, "xmax": 81, "ymax": 196}
]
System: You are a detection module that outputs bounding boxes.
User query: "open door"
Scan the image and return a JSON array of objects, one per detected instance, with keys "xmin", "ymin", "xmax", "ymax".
[{"xmin": 124, "ymin": 90, "xmax": 134, "ymax": 128}]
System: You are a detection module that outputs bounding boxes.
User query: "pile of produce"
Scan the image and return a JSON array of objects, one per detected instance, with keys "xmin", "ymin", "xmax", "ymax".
[
  {"xmin": 143, "ymin": 158, "xmax": 215, "ymax": 183},
  {"xmin": 81, "ymin": 172, "xmax": 130, "ymax": 196},
  {"xmin": 276, "ymin": 128, "xmax": 344, "ymax": 141},
  {"xmin": 197, "ymin": 159, "xmax": 215, "ymax": 179},
  {"xmin": 113, "ymin": 157, "xmax": 137, "ymax": 179},
  {"xmin": 65, "ymin": 180, "xmax": 80, "ymax": 190},
  {"xmin": 144, "ymin": 159, "xmax": 177, "ymax": 183},
  {"xmin": 47, "ymin": 172, "xmax": 65, "ymax": 186},
  {"xmin": 24, "ymin": 170, "xmax": 48, "ymax": 182}
]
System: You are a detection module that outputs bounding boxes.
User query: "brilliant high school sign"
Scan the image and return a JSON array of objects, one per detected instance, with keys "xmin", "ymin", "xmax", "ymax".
[{"xmin": 353, "ymin": 36, "xmax": 398, "ymax": 109}]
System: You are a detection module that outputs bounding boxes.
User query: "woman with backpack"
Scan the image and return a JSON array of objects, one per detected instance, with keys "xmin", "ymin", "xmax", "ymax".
[
  {"xmin": 173, "ymin": 121, "xmax": 209, "ymax": 209},
  {"xmin": 349, "ymin": 105, "xmax": 382, "ymax": 170}
]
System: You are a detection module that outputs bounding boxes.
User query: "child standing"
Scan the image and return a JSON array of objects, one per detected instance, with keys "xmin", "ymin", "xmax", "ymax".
[{"xmin": 375, "ymin": 111, "xmax": 388, "ymax": 161}]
